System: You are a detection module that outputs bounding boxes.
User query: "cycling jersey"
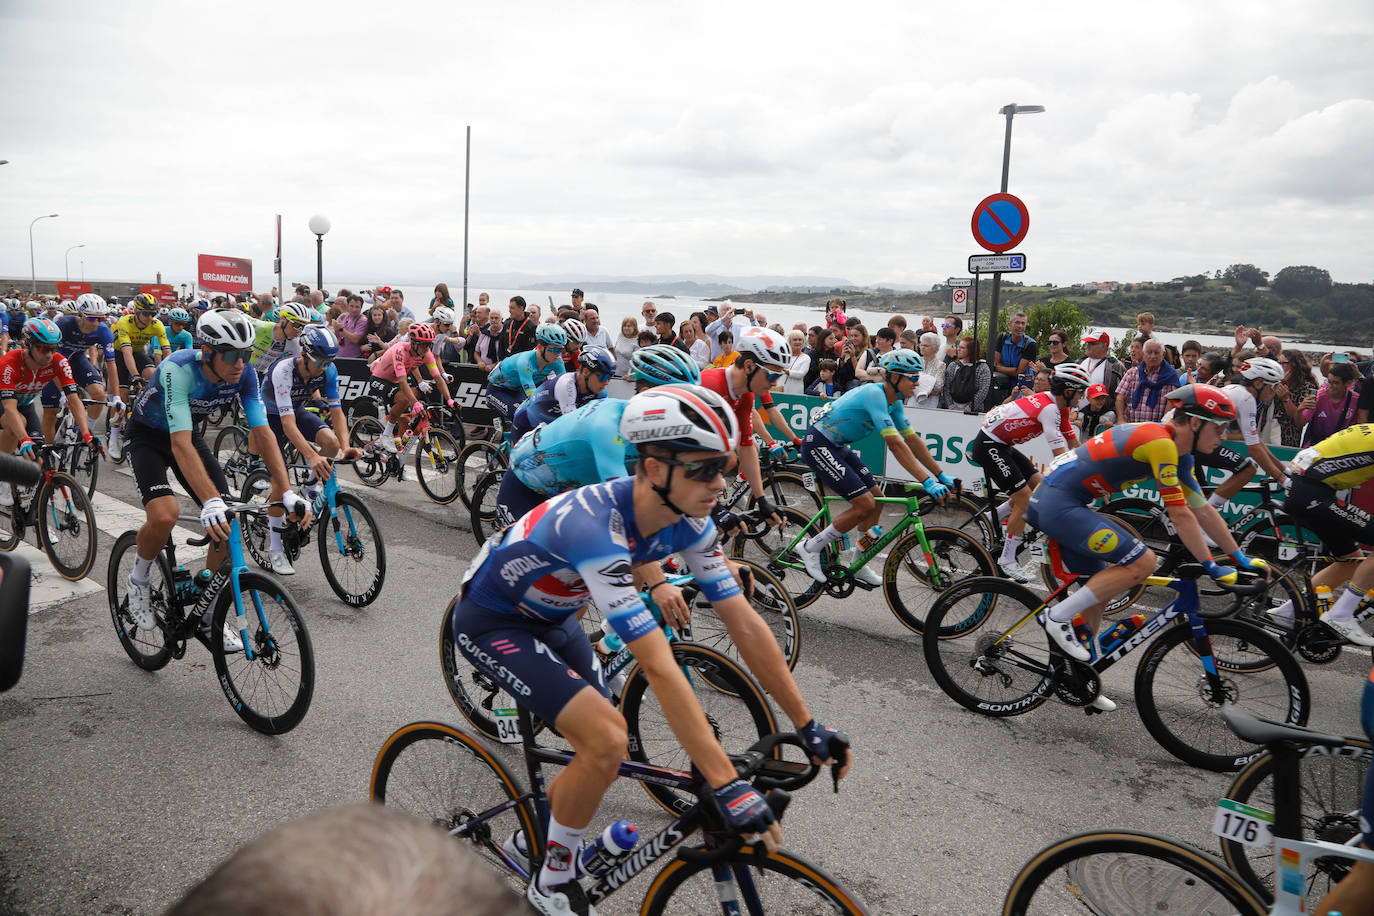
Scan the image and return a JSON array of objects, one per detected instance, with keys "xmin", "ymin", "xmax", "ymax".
[
  {"xmin": 1288, "ymin": 424, "xmax": 1374, "ymax": 491},
  {"xmin": 166, "ymin": 328, "xmax": 195, "ymax": 352},
  {"xmin": 56, "ymin": 315, "xmax": 115, "ymax": 362},
  {"xmin": 131, "ymin": 348, "xmax": 267, "ymax": 435},
  {"xmin": 699, "ymin": 367, "xmax": 776, "ymax": 449},
  {"xmin": 112, "ymin": 315, "xmax": 170, "ymax": 353},
  {"xmin": 487, "ymin": 349, "xmax": 562, "ymax": 398},
  {"xmin": 250, "ymin": 319, "xmax": 300, "ymax": 372},
  {"xmin": 0, "ymin": 348, "xmax": 76, "ymax": 406},
  {"xmin": 509, "ymin": 397, "xmax": 636, "ymax": 496},
  {"xmin": 1038, "ymin": 422, "xmax": 1206, "ymax": 509},
  {"xmin": 370, "ymin": 338, "xmax": 439, "ymax": 383},
  {"xmin": 808, "ymin": 382, "xmax": 913, "ymax": 447},
  {"xmin": 263, "ymin": 354, "xmax": 340, "ymax": 416},
  {"xmin": 981, "ymin": 391, "xmax": 1075, "ymax": 450},
  {"xmin": 462, "ymin": 476, "xmax": 739, "ymax": 643},
  {"xmin": 511, "ymin": 372, "xmax": 606, "ymax": 441}
]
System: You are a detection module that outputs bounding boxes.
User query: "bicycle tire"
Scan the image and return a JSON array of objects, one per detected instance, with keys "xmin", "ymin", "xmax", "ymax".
[
  {"xmin": 0, "ymin": 482, "xmax": 18, "ymax": 551},
  {"xmin": 369, "ymin": 720, "xmax": 540, "ymax": 894},
  {"xmin": 439, "ymin": 597, "xmax": 548, "ymax": 740},
  {"xmin": 619, "ymin": 642, "xmax": 777, "ymax": 815},
  {"xmin": 1135, "ymin": 618, "xmax": 1311, "ymax": 771},
  {"xmin": 728, "ymin": 505, "xmax": 829, "ymax": 610},
  {"xmin": 643, "ymin": 845, "xmax": 870, "ymax": 915},
  {"xmin": 318, "ymin": 492, "xmax": 387, "ymax": 607},
  {"xmin": 758, "ymin": 469, "xmax": 823, "ymax": 513},
  {"xmin": 37, "ymin": 472, "xmax": 97, "ymax": 580},
  {"xmin": 678, "ymin": 558, "xmax": 800, "ymax": 671},
  {"xmin": 348, "ymin": 416, "xmax": 388, "ymax": 486},
  {"xmin": 212, "ymin": 424, "xmax": 252, "ymax": 479},
  {"xmin": 416, "ymin": 427, "xmax": 463, "ymax": 504},
  {"xmin": 1225, "ymin": 568, "xmax": 1307, "ymax": 656},
  {"xmin": 883, "ymin": 526, "xmax": 997, "ymax": 634},
  {"xmin": 1038, "ymin": 507, "xmax": 1147, "ymax": 615},
  {"xmin": 917, "ymin": 492, "xmax": 997, "ymax": 550},
  {"xmin": 62, "ymin": 441, "xmax": 99, "ymax": 500},
  {"xmin": 468, "ymin": 469, "xmax": 503, "ymax": 546},
  {"xmin": 210, "ymin": 569, "xmax": 315, "ymax": 734},
  {"xmin": 1002, "ymin": 830, "xmax": 1264, "ymax": 915},
  {"xmin": 922, "ymin": 576, "xmax": 1054, "ymax": 717},
  {"xmin": 106, "ymin": 530, "xmax": 175, "ymax": 671},
  {"xmin": 456, "ymin": 440, "xmax": 506, "ymax": 511},
  {"xmin": 238, "ymin": 469, "xmax": 276, "ymax": 570}
]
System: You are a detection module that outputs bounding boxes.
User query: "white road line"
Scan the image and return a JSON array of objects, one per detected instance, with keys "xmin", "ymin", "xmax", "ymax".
[{"xmin": 17, "ymin": 541, "xmax": 105, "ymax": 613}]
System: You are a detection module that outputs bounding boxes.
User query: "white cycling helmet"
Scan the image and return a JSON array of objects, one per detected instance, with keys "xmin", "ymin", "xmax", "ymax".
[
  {"xmin": 59, "ymin": 299, "xmax": 79, "ymax": 314},
  {"xmin": 431, "ymin": 305, "xmax": 457, "ymax": 325},
  {"xmin": 560, "ymin": 318, "xmax": 588, "ymax": 345},
  {"xmin": 1239, "ymin": 356, "xmax": 1283, "ymax": 385},
  {"xmin": 1052, "ymin": 363, "xmax": 1093, "ymax": 390},
  {"xmin": 734, "ymin": 327, "xmax": 789, "ymax": 370},
  {"xmin": 277, "ymin": 301, "xmax": 313, "ymax": 326},
  {"xmin": 196, "ymin": 307, "xmax": 256, "ymax": 350},
  {"xmin": 76, "ymin": 293, "xmax": 107, "ymax": 317},
  {"xmin": 620, "ymin": 384, "xmax": 739, "ymax": 454}
]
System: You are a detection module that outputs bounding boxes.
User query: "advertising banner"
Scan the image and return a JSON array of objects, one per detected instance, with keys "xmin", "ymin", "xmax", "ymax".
[
  {"xmin": 197, "ymin": 254, "xmax": 253, "ymax": 296},
  {"xmin": 140, "ymin": 284, "xmax": 178, "ymax": 305},
  {"xmin": 332, "ymin": 359, "xmax": 495, "ymax": 424},
  {"xmin": 55, "ymin": 281, "xmax": 92, "ymax": 300}
]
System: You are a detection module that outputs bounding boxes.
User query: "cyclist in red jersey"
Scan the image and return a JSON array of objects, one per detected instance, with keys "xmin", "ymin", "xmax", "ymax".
[{"xmin": 0, "ymin": 319, "xmax": 101, "ymax": 484}]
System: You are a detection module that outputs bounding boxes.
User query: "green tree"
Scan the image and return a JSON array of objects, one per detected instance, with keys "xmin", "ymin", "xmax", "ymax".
[
  {"xmin": 1222, "ymin": 263, "xmax": 1269, "ymax": 288},
  {"xmin": 1272, "ymin": 265, "xmax": 1333, "ymax": 299}
]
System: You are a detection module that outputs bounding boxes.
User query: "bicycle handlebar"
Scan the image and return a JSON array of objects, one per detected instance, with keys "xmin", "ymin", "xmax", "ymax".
[{"xmin": 1143, "ymin": 564, "xmax": 1269, "ymax": 596}]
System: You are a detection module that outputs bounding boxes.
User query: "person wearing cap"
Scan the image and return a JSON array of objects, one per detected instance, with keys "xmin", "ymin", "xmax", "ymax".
[
  {"xmin": 570, "ymin": 288, "xmax": 584, "ymax": 312},
  {"xmin": 1078, "ymin": 383, "xmax": 1111, "ymax": 437},
  {"xmin": 1077, "ymin": 330, "xmax": 1124, "ymax": 429}
]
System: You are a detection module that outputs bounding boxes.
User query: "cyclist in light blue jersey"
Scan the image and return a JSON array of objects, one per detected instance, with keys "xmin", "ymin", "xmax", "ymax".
[
  {"xmin": 509, "ymin": 345, "xmax": 614, "ymax": 445},
  {"xmin": 797, "ymin": 349, "xmax": 955, "ymax": 585},
  {"xmin": 483, "ymin": 323, "xmax": 567, "ymax": 426},
  {"xmin": 164, "ymin": 308, "xmax": 195, "ymax": 352}
]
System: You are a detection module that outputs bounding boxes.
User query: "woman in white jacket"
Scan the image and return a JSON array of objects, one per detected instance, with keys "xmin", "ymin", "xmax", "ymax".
[{"xmin": 782, "ymin": 329, "xmax": 811, "ymax": 394}]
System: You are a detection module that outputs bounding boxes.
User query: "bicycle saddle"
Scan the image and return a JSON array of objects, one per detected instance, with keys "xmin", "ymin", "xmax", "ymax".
[{"xmin": 1221, "ymin": 703, "xmax": 1348, "ymax": 749}]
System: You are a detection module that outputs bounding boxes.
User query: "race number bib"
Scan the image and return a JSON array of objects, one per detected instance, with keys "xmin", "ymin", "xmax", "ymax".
[
  {"xmin": 493, "ymin": 707, "xmax": 522, "ymax": 744},
  {"xmin": 1211, "ymin": 798, "xmax": 1273, "ymax": 848}
]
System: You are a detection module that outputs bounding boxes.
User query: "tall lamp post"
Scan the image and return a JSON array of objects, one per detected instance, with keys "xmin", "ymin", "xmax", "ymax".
[
  {"xmin": 29, "ymin": 213, "xmax": 59, "ymax": 294},
  {"xmin": 985, "ymin": 103, "xmax": 1044, "ymax": 374},
  {"xmin": 65, "ymin": 244, "xmax": 85, "ymax": 281},
  {"xmin": 308, "ymin": 215, "xmax": 331, "ymax": 292}
]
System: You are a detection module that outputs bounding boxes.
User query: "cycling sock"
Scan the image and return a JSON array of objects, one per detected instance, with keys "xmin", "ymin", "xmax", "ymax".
[
  {"xmin": 538, "ymin": 818, "xmax": 586, "ymax": 893},
  {"xmin": 803, "ymin": 525, "xmax": 844, "ymax": 554},
  {"xmin": 268, "ymin": 517, "xmax": 284, "ymax": 553},
  {"xmin": 382, "ymin": 420, "xmax": 394, "ymax": 438},
  {"xmin": 1046, "ymin": 584, "xmax": 1102, "ymax": 624},
  {"xmin": 1206, "ymin": 492, "xmax": 1227, "ymax": 509},
  {"xmin": 1000, "ymin": 535, "xmax": 1022, "ymax": 564},
  {"xmin": 996, "ymin": 501, "xmax": 1012, "ymax": 523},
  {"xmin": 1328, "ymin": 585, "xmax": 1367, "ymax": 622},
  {"xmin": 131, "ymin": 555, "xmax": 153, "ymax": 584}
]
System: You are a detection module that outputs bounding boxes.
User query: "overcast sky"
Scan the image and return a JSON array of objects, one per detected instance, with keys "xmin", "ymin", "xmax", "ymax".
[{"xmin": 3, "ymin": 0, "xmax": 1371, "ymax": 291}]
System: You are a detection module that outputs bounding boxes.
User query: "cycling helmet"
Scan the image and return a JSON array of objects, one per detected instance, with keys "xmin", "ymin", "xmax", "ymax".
[
  {"xmin": 879, "ymin": 349, "xmax": 925, "ymax": 379},
  {"xmin": 535, "ymin": 323, "xmax": 568, "ymax": 349},
  {"xmin": 310, "ymin": 307, "xmax": 326, "ymax": 324},
  {"xmin": 620, "ymin": 384, "xmax": 739, "ymax": 454},
  {"xmin": 277, "ymin": 302, "xmax": 312, "ymax": 326},
  {"xmin": 192, "ymin": 297, "xmax": 211, "ymax": 311},
  {"xmin": 196, "ymin": 308, "xmax": 256, "ymax": 350},
  {"xmin": 59, "ymin": 299, "xmax": 78, "ymax": 314},
  {"xmin": 408, "ymin": 322, "xmax": 436, "ymax": 344},
  {"xmin": 631, "ymin": 344, "xmax": 702, "ymax": 386},
  {"xmin": 5, "ymin": 298, "xmax": 21, "ymax": 313},
  {"xmin": 1051, "ymin": 363, "xmax": 1093, "ymax": 391},
  {"xmin": 576, "ymin": 345, "xmax": 616, "ymax": 375},
  {"xmin": 734, "ymin": 327, "xmax": 789, "ymax": 369},
  {"xmin": 76, "ymin": 293, "xmax": 107, "ymax": 317},
  {"xmin": 300, "ymin": 326, "xmax": 339, "ymax": 362},
  {"xmin": 1239, "ymin": 357, "xmax": 1283, "ymax": 385},
  {"xmin": 1166, "ymin": 383, "xmax": 1237, "ymax": 424},
  {"xmin": 560, "ymin": 318, "xmax": 588, "ymax": 345},
  {"xmin": 168, "ymin": 308, "xmax": 191, "ymax": 323},
  {"xmin": 133, "ymin": 292, "xmax": 159, "ymax": 313},
  {"xmin": 23, "ymin": 317, "xmax": 62, "ymax": 346},
  {"xmin": 431, "ymin": 306, "xmax": 457, "ymax": 325}
]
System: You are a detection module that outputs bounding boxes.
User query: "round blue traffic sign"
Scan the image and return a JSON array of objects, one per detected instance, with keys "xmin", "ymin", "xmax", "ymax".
[{"xmin": 971, "ymin": 193, "xmax": 1029, "ymax": 253}]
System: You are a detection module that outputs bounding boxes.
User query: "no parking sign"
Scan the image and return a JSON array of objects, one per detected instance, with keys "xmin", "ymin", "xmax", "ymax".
[{"xmin": 971, "ymin": 193, "xmax": 1029, "ymax": 253}]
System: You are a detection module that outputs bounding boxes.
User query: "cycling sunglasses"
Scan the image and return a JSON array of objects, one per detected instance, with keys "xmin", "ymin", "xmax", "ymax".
[
  {"xmin": 655, "ymin": 453, "xmax": 738, "ymax": 482},
  {"xmin": 545, "ymin": 346, "xmax": 565, "ymax": 355},
  {"xmin": 595, "ymin": 371, "xmax": 613, "ymax": 383},
  {"xmin": 211, "ymin": 347, "xmax": 252, "ymax": 364}
]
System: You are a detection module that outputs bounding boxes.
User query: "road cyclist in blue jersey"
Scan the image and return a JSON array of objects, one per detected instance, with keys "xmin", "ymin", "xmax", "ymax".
[
  {"xmin": 796, "ymin": 349, "xmax": 956, "ymax": 586},
  {"xmin": 164, "ymin": 308, "xmax": 196, "ymax": 352},
  {"xmin": 123, "ymin": 309, "xmax": 311, "ymax": 652},
  {"xmin": 509, "ymin": 344, "xmax": 615, "ymax": 445},
  {"xmin": 39, "ymin": 293, "xmax": 120, "ymax": 447},
  {"xmin": 260, "ymin": 326, "xmax": 362, "ymax": 575},
  {"xmin": 483, "ymin": 323, "xmax": 568, "ymax": 429},
  {"xmin": 453, "ymin": 383, "xmax": 851, "ymax": 916}
]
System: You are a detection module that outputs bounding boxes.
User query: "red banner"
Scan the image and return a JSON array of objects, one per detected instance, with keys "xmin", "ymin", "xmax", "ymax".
[
  {"xmin": 197, "ymin": 253, "xmax": 253, "ymax": 295},
  {"xmin": 140, "ymin": 284, "xmax": 178, "ymax": 305},
  {"xmin": 56, "ymin": 281, "xmax": 92, "ymax": 300}
]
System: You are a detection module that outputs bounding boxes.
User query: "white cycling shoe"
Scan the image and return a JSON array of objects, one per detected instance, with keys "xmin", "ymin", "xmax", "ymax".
[
  {"xmin": 377, "ymin": 435, "xmax": 400, "ymax": 454},
  {"xmin": 269, "ymin": 551, "xmax": 296, "ymax": 576},
  {"xmin": 527, "ymin": 875, "xmax": 596, "ymax": 916},
  {"xmin": 1037, "ymin": 610, "xmax": 1091, "ymax": 662},
  {"xmin": 1089, "ymin": 694, "xmax": 1117, "ymax": 712},
  {"xmin": 798, "ymin": 542, "xmax": 828, "ymax": 583},
  {"xmin": 998, "ymin": 558, "xmax": 1033, "ymax": 583},
  {"xmin": 202, "ymin": 617, "xmax": 245, "ymax": 654},
  {"xmin": 126, "ymin": 575, "xmax": 156, "ymax": 631},
  {"xmin": 1319, "ymin": 611, "xmax": 1374, "ymax": 647}
]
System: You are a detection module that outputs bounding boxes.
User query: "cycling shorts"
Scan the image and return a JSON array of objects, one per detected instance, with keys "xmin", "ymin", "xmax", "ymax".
[
  {"xmin": 367, "ymin": 377, "xmax": 400, "ymax": 408},
  {"xmin": 126, "ymin": 421, "xmax": 228, "ymax": 506},
  {"xmin": 495, "ymin": 469, "xmax": 548, "ymax": 529},
  {"xmin": 449, "ymin": 595, "xmax": 610, "ymax": 725},
  {"xmin": 1192, "ymin": 443, "xmax": 1255, "ymax": 477},
  {"xmin": 266, "ymin": 406, "xmax": 328, "ymax": 453},
  {"xmin": 116, "ymin": 349, "xmax": 153, "ymax": 389},
  {"xmin": 971, "ymin": 431, "xmax": 1037, "ymax": 494},
  {"xmin": 1026, "ymin": 484, "xmax": 1148, "ymax": 576},
  {"xmin": 800, "ymin": 428, "xmax": 876, "ymax": 500},
  {"xmin": 5, "ymin": 402, "xmax": 42, "ymax": 440},
  {"xmin": 40, "ymin": 352, "xmax": 104, "ymax": 408},
  {"xmin": 483, "ymin": 383, "xmax": 523, "ymax": 424},
  {"xmin": 1284, "ymin": 476, "xmax": 1374, "ymax": 558}
]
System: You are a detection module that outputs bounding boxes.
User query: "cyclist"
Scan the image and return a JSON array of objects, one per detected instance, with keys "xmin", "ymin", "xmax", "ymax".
[
  {"xmin": 261, "ymin": 326, "xmax": 362, "ymax": 575},
  {"xmin": 249, "ymin": 301, "xmax": 312, "ymax": 374},
  {"xmin": 3, "ymin": 299, "xmax": 27, "ymax": 350},
  {"xmin": 482, "ymin": 323, "xmax": 567, "ymax": 429},
  {"xmin": 1189, "ymin": 357, "xmax": 1290, "ymax": 513},
  {"xmin": 123, "ymin": 309, "xmax": 310, "ymax": 652},
  {"xmin": 796, "ymin": 349, "xmax": 955, "ymax": 586},
  {"xmin": 559, "ymin": 317, "xmax": 588, "ymax": 371},
  {"xmin": 972, "ymin": 362, "xmax": 1091, "ymax": 582},
  {"xmin": 164, "ymin": 308, "xmax": 195, "ymax": 352},
  {"xmin": 509, "ymin": 345, "xmax": 615, "ymax": 445},
  {"xmin": 452, "ymin": 384, "xmax": 850, "ymax": 915},
  {"xmin": 366, "ymin": 322, "xmax": 456, "ymax": 453},
  {"xmin": 112, "ymin": 293, "xmax": 171, "ymax": 403},
  {"xmin": 1027, "ymin": 384, "xmax": 1267, "ymax": 710},
  {"xmin": 39, "ymin": 294, "xmax": 120, "ymax": 448}
]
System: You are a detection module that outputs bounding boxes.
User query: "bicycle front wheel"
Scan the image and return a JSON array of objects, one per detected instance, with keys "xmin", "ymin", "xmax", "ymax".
[
  {"xmin": 318, "ymin": 492, "xmax": 387, "ymax": 607},
  {"xmin": 348, "ymin": 417, "xmax": 388, "ymax": 487},
  {"xmin": 1003, "ymin": 830, "xmax": 1264, "ymax": 916},
  {"xmin": 679, "ymin": 559, "xmax": 800, "ymax": 671},
  {"xmin": 370, "ymin": 720, "xmax": 540, "ymax": 894},
  {"xmin": 922, "ymin": 576, "xmax": 1053, "ymax": 717},
  {"xmin": 38, "ymin": 472, "xmax": 97, "ymax": 580},
  {"xmin": 416, "ymin": 428, "xmax": 463, "ymax": 504},
  {"xmin": 883, "ymin": 526, "xmax": 996, "ymax": 634},
  {"xmin": 64, "ymin": 443, "xmax": 99, "ymax": 499},
  {"xmin": 211, "ymin": 570, "xmax": 315, "ymax": 734},
  {"xmin": 106, "ymin": 530, "xmax": 174, "ymax": 671},
  {"xmin": 238, "ymin": 468, "xmax": 275, "ymax": 571},
  {"xmin": 1135, "ymin": 619, "xmax": 1311, "ymax": 771},
  {"xmin": 644, "ymin": 846, "xmax": 870, "ymax": 915},
  {"xmin": 457, "ymin": 440, "xmax": 506, "ymax": 511}
]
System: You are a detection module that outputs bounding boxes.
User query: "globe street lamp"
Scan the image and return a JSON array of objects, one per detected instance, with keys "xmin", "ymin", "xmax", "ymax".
[
  {"xmin": 29, "ymin": 213, "xmax": 59, "ymax": 294},
  {"xmin": 985, "ymin": 104, "xmax": 1044, "ymax": 374},
  {"xmin": 308, "ymin": 214, "xmax": 331, "ymax": 292},
  {"xmin": 65, "ymin": 244, "xmax": 85, "ymax": 282}
]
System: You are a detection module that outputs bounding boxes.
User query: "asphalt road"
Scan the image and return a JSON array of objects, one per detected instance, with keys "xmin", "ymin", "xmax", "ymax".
[{"xmin": 0, "ymin": 457, "xmax": 1366, "ymax": 915}]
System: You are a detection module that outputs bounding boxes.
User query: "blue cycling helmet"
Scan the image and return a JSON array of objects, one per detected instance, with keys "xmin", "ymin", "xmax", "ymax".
[
  {"xmin": 192, "ymin": 297, "xmax": 211, "ymax": 311},
  {"xmin": 168, "ymin": 308, "xmax": 191, "ymax": 323},
  {"xmin": 300, "ymin": 326, "xmax": 339, "ymax": 362},
  {"xmin": 577, "ymin": 345, "xmax": 615, "ymax": 375},
  {"xmin": 535, "ymin": 323, "xmax": 568, "ymax": 348},
  {"xmin": 631, "ymin": 344, "xmax": 702, "ymax": 386},
  {"xmin": 879, "ymin": 349, "xmax": 924, "ymax": 379},
  {"xmin": 23, "ymin": 316, "xmax": 62, "ymax": 347}
]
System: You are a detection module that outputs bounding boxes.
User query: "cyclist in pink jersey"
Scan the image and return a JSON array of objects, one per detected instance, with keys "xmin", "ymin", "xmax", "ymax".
[{"xmin": 367, "ymin": 324, "xmax": 454, "ymax": 452}]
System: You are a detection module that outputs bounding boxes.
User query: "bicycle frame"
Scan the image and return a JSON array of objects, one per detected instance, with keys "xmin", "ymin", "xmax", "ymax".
[
  {"xmin": 168, "ymin": 514, "xmax": 278, "ymax": 663},
  {"xmin": 771, "ymin": 492, "xmax": 934, "ymax": 580}
]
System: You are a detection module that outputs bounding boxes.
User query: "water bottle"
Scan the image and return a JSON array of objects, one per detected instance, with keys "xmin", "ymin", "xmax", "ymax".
[
  {"xmin": 1097, "ymin": 614, "xmax": 1147, "ymax": 653},
  {"xmin": 597, "ymin": 632, "xmax": 624, "ymax": 656},
  {"xmin": 193, "ymin": 568, "xmax": 214, "ymax": 596},
  {"xmin": 856, "ymin": 525, "xmax": 883, "ymax": 552},
  {"xmin": 839, "ymin": 533, "xmax": 852, "ymax": 552},
  {"xmin": 1314, "ymin": 585, "xmax": 1333, "ymax": 614},
  {"xmin": 1070, "ymin": 614, "xmax": 1094, "ymax": 658},
  {"xmin": 579, "ymin": 820, "xmax": 639, "ymax": 877},
  {"xmin": 172, "ymin": 564, "xmax": 192, "ymax": 598}
]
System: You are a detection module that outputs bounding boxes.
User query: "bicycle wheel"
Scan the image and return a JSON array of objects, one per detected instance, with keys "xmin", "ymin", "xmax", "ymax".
[
  {"xmin": 917, "ymin": 493, "xmax": 997, "ymax": 549},
  {"xmin": 318, "ymin": 492, "xmax": 387, "ymax": 607},
  {"xmin": 468, "ymin": 469, "xmax": 503, "ymax": 546},
  {"xmin": 457, "ymin": 440, "xmax": 506, "ymax": 511},
  {"xmin": 370, "ymin": 720, "xmax": 540, "ymax": 894},
  {"xmin": 759, "ymin": 469, "xmax": 823, "ymax": 514},
  {"xmin": 64, "ymin": 442, "xmax": 99, "ymax": 499},
  {"xmin": 1039, "ymin": 509, "xmax": 1147, "ymax": 615},
  {"xmin": 1003, "ymin": 830, "xmax": 1264, "ymax": 916},
  {"xmin": 620, "ymin": 643, "xmax": 777, "ymax": 815},
  {"xmin": 1135, "ymin": 619, "xmax": 1311, "ymax": 771},
  {"xmin": 644, "ymin": 846, "xmax": 870, "ymax": 915},
  {"xmin": 883, "ymin": 527, "xmax": 996, "ymax": 634},
  {"xmin": 679, "ymin": 558, "xmax": 800, "ymax": 671},
  {"xmin": 348, "ymin": 416, "xmax": 387, "ymax": 486},
  {"xmin": 922, "ymin": 576, "xmax": 1053, "ymax": 717},
  {"xmin": 213, "ymin": 425, "xmax": 251, "ymax": 479},
  {"xmin": 416, "ymin": 428, "xmax": 463, "ymax": 504},
  {"xmin": 106, "ymin": 530, "xmax": 174, "ymax": 671},
  {"xmin": 439, "ymin": 598, "xmax": 547, "ymax": 740},
  {"xmin": 37, "ymin": 472, "xmax": 97, "ymax": 580},
  {"xmin": 728, "ymin": 505, "xmax": 829, "ymax": 610},
  {"xmin": 238, "ymin": 469, "xmax": 275, "ymax": 570},
  {"xmin": 210, "ymin": 570, "xmax": 315, "ymax": 734}
]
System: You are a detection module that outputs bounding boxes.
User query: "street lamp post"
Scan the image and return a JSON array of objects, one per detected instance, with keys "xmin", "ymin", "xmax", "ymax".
[
  {"xmin": 65, "ymin": 244, "xmax": 85, "ymax": 282},
  {"xmin": 29, "ymin": 213, "xmax": 59, "ymax": 294},
  {"xmin": 308, "ymin": 215, "xmax": 331, "ymax": 292},
  {"xmin": 985, "ymin": 103, "xmax": 1044, "ymax": 376}
]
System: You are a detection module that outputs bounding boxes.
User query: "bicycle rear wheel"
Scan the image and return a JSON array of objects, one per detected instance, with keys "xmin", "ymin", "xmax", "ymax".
[
  {"xmin": 922, "ymin": 576, "xmax": 1053, "ymax": 717},
  {"xmin": 318, "ymin": 492, "xmax": 386, "ymax": 607},
  {"xmin": 347, "ymin": 417, "xmax": 388, "ymax": 486},
  {"xmin": 456, "ymin": 440, "xmax": 506, "ymax": 511},
  {"xmin": 728, "ymin": 505, "xmax": 829, "ymax": 610},
  {"xmin": 644, "ymin": 846, "xmax": 870, "ymax": 915},
  {"xmin": 238, "ymin": 469, "xmax": 276, "ymax": 570},
  {"xmin": 678, "ymin": 558, "xmax": 800, "ymax": 671},
  {"xmin": 416, "ymin": 428, "xmax": 462, "ymax": 504},
  {"xmin": 759, "ymin": 469, "xmax": 823, "ymax": 514},
  {"xmin": 212, "ymin": 425, "xmax": 254, "ymax": 483},
  {"xmin": 883, "ymin": 527, "xmax": 996, "ymax": 634},
  {"xmin": 916, "ymin": 493, "xmax": 996, "ymax": 549},
  {"xmin": 1003, "ymin": 830, "xmax": 1264, "ymax": 916},
  {"xmin": 106, "ymin": 530, "xmax": 175, "ymax": 671},
  {"xmin": 38, "ymin": 472, "xmax": 97, "ymax": 580},
  {"xmin": 468, "ymin": 469, "xmax": 503, "ymax": 546},
  {"xmin": 211, "ymin": 570, "xmax": 315, "ymax": 734},
  {"xmin": 370, "ymin": 720, "xmax": 540, "ymax": 894}
]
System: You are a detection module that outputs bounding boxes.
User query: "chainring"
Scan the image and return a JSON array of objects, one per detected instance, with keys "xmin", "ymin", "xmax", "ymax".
[
  {"xmin": 1296, "ymin": 622, "xmax": 1344, "ymax": 664},
  {"xmin": 822, "ymin": 564, "xmax": 854, "ymax": 598},
  {"xmin": 1050, "ymin": 657, "xmax": 1101, "ymax": 707}
]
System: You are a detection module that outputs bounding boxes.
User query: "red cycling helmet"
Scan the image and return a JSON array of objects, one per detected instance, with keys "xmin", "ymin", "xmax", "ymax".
[
  {"xmin": 1166, "ymin": 383, "xmax": 1237, "ymax": 424},
  {"xmin": 408, "ymin": 323, "xmax": 436, "ymax": 344}
]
